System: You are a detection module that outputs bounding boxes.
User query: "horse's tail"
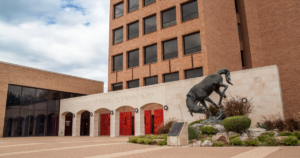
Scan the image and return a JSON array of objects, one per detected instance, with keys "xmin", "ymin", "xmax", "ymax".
[{"xmin": 217, "ymin": 68, "xmax": 233, "ymax": 85}]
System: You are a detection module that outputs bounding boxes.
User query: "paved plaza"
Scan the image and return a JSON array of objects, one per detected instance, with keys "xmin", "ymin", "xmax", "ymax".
[{"xmin": 0, "ymin": 137, "xmax": 299, "ymax": 158}]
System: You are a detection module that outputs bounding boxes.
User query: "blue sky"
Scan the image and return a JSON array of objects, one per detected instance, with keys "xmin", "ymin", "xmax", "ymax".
[{"xmin": 0, "ymin": 0, "xmax": 110, "ymax": 91}]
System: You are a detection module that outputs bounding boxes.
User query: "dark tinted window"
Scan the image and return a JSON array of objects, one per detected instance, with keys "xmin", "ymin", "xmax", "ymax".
[
  {"xmin": 164, "ymin": 72, "xmax": 179, "ymax": 83},
  {"xmin": 144, "ymin": 0, "xmax": 156, "ymax": 6},
  {"xmin": 114, "ymin": 2, "xmax": 124, "ymax": 18},
  {"xmin": 144, "ymin": 44, "xmax": 157, "ymax": 64},
  {"xmin": 162, "ymin": 8, "xmax": 176, "ymax": 28},
  {"xmin": 145, "ymin": 76, "xmax": 158, "ymax": 86},
  {"xmin": 128, "ymin": 80, "xmax": 139, "ymax": 89},
  {"xmin": 129, "ymin": 0, "xmax": 139, "ymax": 12},
  {"xmin": 184, "ymin": 32, "xmax": 201, "ymax": 55},
  {"xmin": 128, "ymin": 49, "xmax": 139, "ymax": 68},
  {"xmin": 6, "ymin": 85, "xmax": 22, "ymax": 109},
  {"xmin": 144, "ymin": 15, "xmax": 157, "ymax": 34},
  {"xmin": 182, "ymin": 1, "xmax": 199, "ymax": 22},
  {"xmin": 47, "ymin": 112, "xmax": 58, "ymax": 136},
  {"xmin": 35, "ymin": 89, "xmax": 49, "ymax": 110},
  {"xmin": 48, "ymin": 91, "xmax": 60, "ymax": 111},
  {"xmin": 113, "ymin": 54, "xmax": 123, "ymax": 71},
  {"xmin": 21, "ymin": 87, "xmax": 36, "ymax": 109},
  {"xmin": 113, "ymin": 27, "xmax": 123, "ymax": 44},
  {"xmin": 185, "ymin": 68, "xmax": 203, "ymax": 79},
  {"xmin": 113, "ymin": 83, "xmax": 123, "ymax": 91},
  {"xmin": 241, "ymin": 51, "xmax": 245, "ymax": 67},
  {"xmin": 128, "ymin": 22, "xmax": 139, "ymax": 39},
  {"xmin": 238, "ymin": 24, "xmax": 242, "ymax": 39},
  {"xmin": 163, "ymin": 39, "xmax": 178, "ymax": 60}
]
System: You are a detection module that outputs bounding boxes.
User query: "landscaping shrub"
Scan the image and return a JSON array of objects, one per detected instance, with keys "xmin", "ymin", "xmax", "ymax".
[
  {"xmin": 282, "ymin": 136, "xmax": 298, "ymax": 146},
  {"xmin": 285, "ymin": 116, "xmax": 300, "ymax": 132},
  {"xmin": 260, "ymin": 132, "xmax": 275, "ymax": 137},
  {"xmin": 137, "ymin": 138, "xmax": 145, "ymax": 144},
  {"xmin": 244, "ymin": 138, "xmax": 260, "ymax": 146},
  {"xmin": 292, "ymin": 131, "xmax": 300, "ymax": 139},
  {"xmin": 223, "ymin": 116, "xmax": 251, "ymax": 132},
  {"xmin": 222, "ymin": 95, "xmax": 254, "ymax": 117},
  {"xmin": 188, "ymin": 126, "xmax": 199, "ymax": 140},
  {"xmin": 189, "ymin": 120, "xmax": 205, "ymax": 126},
  {"xmin": 229, "ymin": 134, "xmax": 240, "ymax": 140},
  {"xmin": 265, "ymin": 137, "xmax": 280, "ymax": 146},
  {"xmin": 229, "ymin": 137, "xmax": 243, "ymax": 146},
  {"xmin": 144, "ymin": 138, "xmax": 153, "ymax": 145},
  {"xmin": 213, "ymin": 141, "xmax": 225, "ymax": 147},
  {"xmin": 152, "ymin": 135, "xmax": 158, "ymax": 139},
  {"xmin": 129, "ymin": 137, "xmax": 138, "ymax": 143},
  {"xmin": 205, "ymin": 104, "xmax": 220, "ymax": 119},
  {"xmin": 157, "ymin": 117, "xmax": 178, "ymax": 134},
  {"xmin": 200, "ymin": 126, "xmax": 217, "ymax": 135},
  {"xmin": 260, "ymin": 116, "xmax": 275, "ymax": 131},
  {"xmin": 157, "ymin": 134, "xmax": 167, "ymax": 140},
  {"xmin": 257, "ymin": 135, "xmax": 269, "ymax": 142},
  {"xmin": 157, "ymin": 140, "xmax": 167, "ymax": 146},
  {"xmin": 279, "ymin": 131, "xmax": 292, "ymax": 136}
]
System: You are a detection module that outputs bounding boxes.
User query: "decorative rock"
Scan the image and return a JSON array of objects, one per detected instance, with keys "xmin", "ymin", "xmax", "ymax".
[
  {"xmin": 229, "ymin": 131, "xmax": 238, "ymax": 136},
  {"xmin": 246, "ymin": 127, "xmax": 267, "ymax": 138},
  {"xmin": 216, "ymin": 132, "xmax": 228, "ymax": 137},
  {"xmin": 213, "ymin": 124, "xmax": 226, "ymax": 133},
  {"xmin": 272, "ymin": 131, "xmax": 279, "ymax": 137},
  {"xmin": 275, "ymin": 136, "xmax": 288, "ymax": 143},
  {"xmin": 192, "ymin": 123, "xmax": 204, "ymax": 132},
  {"xmin": 239, "ymin": 133, "xmax": 249, "ymax": 141},
  {"xmin": 272, "ymin": 129, "xmax": 280, "ymax": 133},
  {"xmin": 206, "ymin": 137, "xmax": 211, "ymax": 140},
  {"xmin": 212, "ymin": 135, "xmax": 229, "ymax": 144},
  {"xmin": 202, "ymin": 140, "xmax": 212, "ymax": 147},
  {"xmin": 241, "ymin": 132, "xmax": 248, "ymax": 137},
  {"xmin": 192, "ymin": 140, "xmax": 202, "ymax": 147},
  {"xmin": 191, "ymin": 139, "xmax": 197, "ymax": 143}
]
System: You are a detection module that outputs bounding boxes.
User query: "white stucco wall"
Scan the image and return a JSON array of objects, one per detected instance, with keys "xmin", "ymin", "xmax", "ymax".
[{"xmin": 59, "ymin": 65, "xmax": 284, "ymax": 137}]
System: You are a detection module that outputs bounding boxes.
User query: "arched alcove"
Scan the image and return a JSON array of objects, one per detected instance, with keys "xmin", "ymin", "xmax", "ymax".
[
  {"xmin": 94, "ymin": 108, "xmax": 111, "ymax": 136},
  {"xmin": 80, "ymin": 111, "xmax": 90, "ymax": 136},
  {"xmin": 115, "ymin": 106, "xmax": 135, "ymax": 136},
  {"xmin": 141, "ymin": 103, "xmax": 164, "ymax": 135}
]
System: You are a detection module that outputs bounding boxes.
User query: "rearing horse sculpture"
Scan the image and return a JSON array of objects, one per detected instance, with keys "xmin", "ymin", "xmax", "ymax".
[{"xmin": 186, "ymin": 68, "xmax": 233, "ymax": 120}]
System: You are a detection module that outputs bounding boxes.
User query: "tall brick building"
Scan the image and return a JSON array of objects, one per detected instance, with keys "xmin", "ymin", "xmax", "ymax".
[{"xmin": 108, "ymin": 0, "xmax": 300, "ymax": 116}]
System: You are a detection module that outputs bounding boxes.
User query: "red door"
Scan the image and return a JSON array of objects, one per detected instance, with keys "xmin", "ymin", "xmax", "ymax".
[
  {"xmin": 120, "ymin": 112, "xmax": 132, "ymax": 135},
  {"xmin": 154, "ymin": 109, "xmax": 163, "ymax": 135},
  {"xmin": 100, "ymin": 114, "xmax": 110, "ymax": 135},
  {"xmin": 144, "ymin": 110, "xmax": 152, "ymax": 135},
  {"xmin": 65, "ymin": 113, "xmax": 72, "ymax": 136}
]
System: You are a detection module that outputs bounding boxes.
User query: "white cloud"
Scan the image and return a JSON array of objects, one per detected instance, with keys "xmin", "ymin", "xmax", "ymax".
[{"xmin": 0, "ymin": 0, "xmax": 110, "ymax": 92}]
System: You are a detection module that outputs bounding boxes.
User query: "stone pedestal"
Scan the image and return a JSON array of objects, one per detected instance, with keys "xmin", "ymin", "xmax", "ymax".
[{"xmin": 167, "ymin": 122, "xmax": 188, "ymax": 146}]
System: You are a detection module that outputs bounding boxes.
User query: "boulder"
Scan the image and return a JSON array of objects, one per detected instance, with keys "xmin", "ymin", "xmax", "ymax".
[
  {"xmin": 229, "ymin": 131, "xmax": 238, "ymax": 136},
  {"xmin": 192, "ymin": 123, "xmax": 204, "ymax": 132},
  {"xmin": 212, "ymin": 135, "xmax": 229, "ymax": 144},
  {"xmin": 246, "ymin": 127, "xmax": 267, "ymax": 138},
  {"xmin": 272, "ymin": 131, "xmax": 279, "ymax": 137},
  {"xmin": 213, "ymin": 124, "xmax": 226, "ymax": 133},
  {"xmin": 217, "ymin": 132, "xmax": 228, "ymax": 137},
  {"xmin": 275, "ymin": 136, "xmax": 288, "ymax": 143},
  {"xmin": 192, "ymin": 140, "xmax": 202, "ymax": 147},
  {"xmin": 239, "ymin": 133, "xmax": 249, "ymax": 141},
  {"xmin": 202, "ymin": 140, "xmax": 212, "ymax": 147}
]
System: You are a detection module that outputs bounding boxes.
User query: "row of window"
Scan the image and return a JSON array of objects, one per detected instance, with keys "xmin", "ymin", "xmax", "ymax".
[
  {"xmin": 113, "ymin": 0, "xmax": 199, "ymax": 44},
  {"xmin": 114, "ymin": 0, "xmax": 155, "ymax": 18},
  {"xmin": 113, "ymin": 32, "xmax": 201, "ymax": 72},
  {"xmin": 112, "ymin": 68, "xmax": 203, "ymax": 91}
]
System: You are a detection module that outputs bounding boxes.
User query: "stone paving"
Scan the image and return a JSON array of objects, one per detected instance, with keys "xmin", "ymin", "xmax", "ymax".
[{"xmin": 0, "ymin": 137, "xmax": 299, "ymax": 158}]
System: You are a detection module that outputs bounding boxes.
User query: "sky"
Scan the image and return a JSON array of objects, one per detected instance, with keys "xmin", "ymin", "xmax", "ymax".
[{"xmin": 0, "ymin": 0, "xmax": 110, "ymax": 92}]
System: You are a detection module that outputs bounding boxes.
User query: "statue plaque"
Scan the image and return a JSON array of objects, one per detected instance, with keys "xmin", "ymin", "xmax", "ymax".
[{"xmin": 168, "ymin": 122, "xmax": 185, "ymax": 136}]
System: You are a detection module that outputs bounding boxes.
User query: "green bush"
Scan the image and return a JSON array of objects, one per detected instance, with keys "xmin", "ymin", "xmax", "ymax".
[
  {"xmin": 223, "ymin": 116, "xmax": 251, "ymax": 132},
  {"xmin": 257, "ymin": 135, "xmax": 270, "ymax": 142},
  {"xmin": 129, "ymin": 137, "xmax": 138, "ymax": 143},
  {"xmin": 152, "ymin": 135, "xmax": 158, "ymax": 139},
  {"xmin": 200, "ymin": 126, "xmax": 217, "ymax": 135},
  {"xmin": 229, "ymin": 137, "xmax": 243, "ymax": 146},
  {"xmin": 189, "ymin": 120, "xmax": 205, "ymax": 126},
  {"xmin": 157, "ymin": 134, "xmax": 167, "ymax": 140},
  {"xmin": 137, "ymin": 138, "xmax": 145, "ymax": 144},
  {"xmin": 144, "ymin": 138, "xmax": 153, "ymax": 145},
  {"xmin": 229, "ymin": 134, "xmax": 240, "ymax": 140},
  {"xmin": 265, "ymin": 137, "xmax": 280, "ymax": 146},
  {"xmin": 292, "ymin": 131, "xmax": 300, "ymax": 139},
  {"xmin": 282, "ymin": 136, "xmax": 298, "ymax": 146},
  {"xmin": 157, "ymin": 140, "xmax": 167, "ymax": 146},
  {"xmin": 260, "ymin": 132, "xmax": 275, "ymax": 137},
  {"xmin": 213, "ymin": 141, "xmax": 225, "ymax": 147},
  {"xmin": 188, "ymin": 126, "xmax": 199, "ymax": 140},
  {"xmin": 279, "ymin": 131, "xmax": 292, "ymax": 136},
  {"xmin": 244, "ymin": 138, "xmax": 260, "ymax": 146}
]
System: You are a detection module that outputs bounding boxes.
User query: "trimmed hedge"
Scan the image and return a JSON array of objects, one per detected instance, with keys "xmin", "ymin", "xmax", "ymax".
[
  {"xmin": 265, "ymin": 137, "xmax": 280, "ymax": 146},
  {"xmin": 200, "ymin": 126, "xmax": 217, "ymax": 135},
  {"xmin": 223, "ymin": 116, "xmax": 251, "ymax": 132},
  {"xmin": 229, "ymin": 137, "xmax": 243, "ymax": 146},
  {"xmin": 282, "ymin": 136, "xmax": 298, "ymax": 146},
  {"xmin": 244, "ymin": 138, "xmax": 260, "ymax": 146}
]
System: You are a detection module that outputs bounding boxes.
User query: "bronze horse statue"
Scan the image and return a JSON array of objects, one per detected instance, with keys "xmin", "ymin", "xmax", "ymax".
[{"xmin": 186, "ymin": 68, "xmax": 233, "ymax": 120}]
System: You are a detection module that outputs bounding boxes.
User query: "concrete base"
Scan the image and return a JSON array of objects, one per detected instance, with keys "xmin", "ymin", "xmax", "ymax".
[{"xmin": 167, "ymin": 122, "xmax": 188, "ymax": 146}]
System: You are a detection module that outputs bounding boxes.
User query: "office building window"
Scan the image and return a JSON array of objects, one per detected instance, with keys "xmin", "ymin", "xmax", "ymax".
[
  {"xmin": 181, "ymin": 0, "xmax": 199, "ymax": 22},
  {"xmin": 114, "ymin": 2, "xmax": 124, "ymax": 18},
  {"xmin": 238, "ymin": 24, "xmax": 242, "ymax": 39},
  {"xmin": 163, "ymin": 39, "xmax": 178, "ymax": 60},
  {"xmin": 145, "ymin": 76, "xmax": 158, "ymax": 86},
  {"xmin": 128, "ymin": 80, "xmax": 139, "ymax": 89},
  {"xmin": 164, "ymin": 72, "xmax": 179, "ymax": 83},
  {"xmin": 113, "ymin": 27, "xmax": 123, "ymax": 44},
  {"xmin": 112, "ymin": 83, "xmax": 123, "ymax": 91},
  {"xmin": 113, "ymin": 54, "xmax": 123, "ymax": 71},
  {"xmin": 183, "ymin": 32, "xmax": 201, "ymax": 55},
  {"xmin": 162, "ymin": 8, "xmax": 176, "ymax": 28},
  {"xmin": 144, "ymin": 15, "xmax": 157, "ymax": 34},
  {"xmin": 128, "ymin": 49, "xmax": 139, "ymax": 68},
  {"xmin": 128, "ymin": 21, "xmax": 139, "ymax": 39},
  {"xmin": 185, "ymin": 68, "xmax": 203, "ymax": 79},
  {"xmin": 144, "ymin": 0, "xmax": 156, "ymax": 6},
  {"xmin": 241, "ymin": 51, "xmax": 245, "ymax": 67},
  {"xmin": 128, "ymin": 0, "xmax": 139, "ymax": 12},
  {"xmin": 144, "ymin": 44, "xmax": 157, "ymax": 64}
]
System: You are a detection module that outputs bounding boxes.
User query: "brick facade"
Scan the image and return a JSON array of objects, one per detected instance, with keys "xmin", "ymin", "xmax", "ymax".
[{"xmin": 0, "ymin": 61, "xmax": 103, "ymax": 137}]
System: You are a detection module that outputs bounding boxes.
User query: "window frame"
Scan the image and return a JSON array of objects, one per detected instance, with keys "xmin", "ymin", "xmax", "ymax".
[
  {"xmin": 144, "ymin": 15, "xmax": 157, "ymax": 34},
  {"xmin": 183, "ymin": 32, "xmax": 201, "ymax": 55},
  {"xmin": 144, "ymin": 0, "xmax": 156, "ymax": 6},
  {"xmin": 128, "ymin": 0, "xmax": 139, "ymax": 13},
  {"xmin": 181, "ymin": 0, "xmax": 199, "ymax": 22},
  {"xmin": 112, "ymin": 83, "xmax": 123, "ymax": 91},
  {"xmin": 127, "ymin": 79, "xmax": 140, "ymax": 89},
  {"xmin": 113, "ymin": 54, "xmax": 123, "ymax": 72},
  {"xmin": 185, "ymin": 67, "xmax": 203, "ymax": 79},
  {"xmin": 113, "ymin": 27, "xmax": 124, "ymax": 44},
  {"xmin": 163, "ymin": 72, "xmax": 179, "ymax": 83},
  {"xmin": 144, "ymin": 44, "xmax": 157, "ymax": 64},
  {"xmin": 144, "ymin": 76, "xmax": 158, "ymax": 86},
  {"xmin": 127, "ymin": 21, "xmax": 139, "ymax": 40},
  {"xmin": 162, "ymin": 38, "xmax": 178, "ymax": 60},
  {"xmin": 114, "ymin": 2, "xmax": 124, "ymax": 19},
  {"xmin": 127, "ymin": 49, "xmax": 139, "ymax": 68},
  {"xmin": 161, "ymin": 7, "xmax": 177, "ymax": 29}
]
